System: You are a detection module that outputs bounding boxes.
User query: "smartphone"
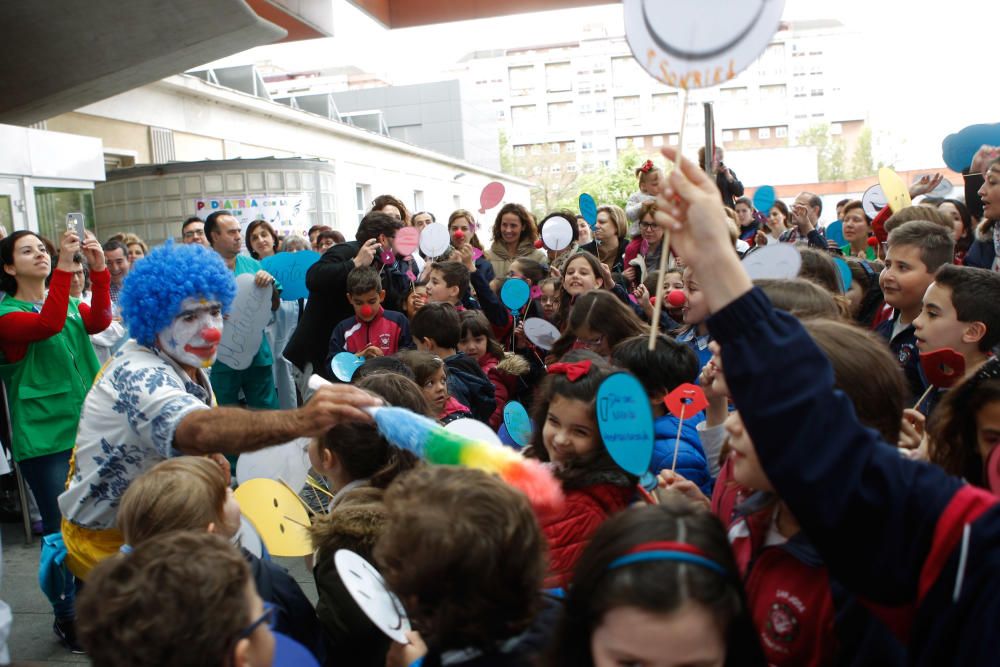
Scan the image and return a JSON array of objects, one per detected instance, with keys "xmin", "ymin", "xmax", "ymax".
[{"xmin": 65, "ymin": 212, "xmax": 85, "ymax": 240}]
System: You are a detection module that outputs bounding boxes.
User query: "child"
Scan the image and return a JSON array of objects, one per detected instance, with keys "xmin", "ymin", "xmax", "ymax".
[
  {"xmin": 327, "ymin": 266, "xmax": 411, "ymax": 366},
  {"xmin": 675, "ymin": 265, "xmax": 714, "ymax": 372},
  {"xmin": 78, "ymin": 531, "xmax": 318, "ymax": 667},
  {"xmin": 309, "ymin": 384, "xmax": 423, "ymax": 667},
  {"xmin": 611, "ymin": 335, "xmax": 712, "ymax": 496},
  {"xmin": 876, "ymin": 220, "xmax": 954, "ymax": 399},
  {"xmin": 377, "ymin": 466, "xmax": 553, "ymax": 667},
  {"xmin": 632, "ymin": 268, "xmax": 684, "ymax": 330},
  {"xmin": 397, "ymin": 350, "xmax": 470, "ymax": 423},
  {"xmin": 544, "ymin": 503, "xmax": 765, "ymax": 667},
  {"xmin": 116, "ymin": 457, "xmax": 325, "ymax": 661},
  {"xmin": 549, "ymin": 290, "xmax": 647, "ymax": 361},
  {"xmin": 625, "ymin": 159, "xmax": 663, "ymax": 231},
  {"xmin": 458, "ymin": 310, "xmax": 530, "ymax": 429},
  {"xmin": 538, "ymin": 277, "xmax": 560, "ymax": 323},
  {"xmin": 554, "ymin": 252, "xmax": 617, "ymax": 329},
  {"xmin": 402, "ymin": 281, "xmax": 427, "ymax": 321},
  {"xmin": 426, "ymin": 260, "xmax": 470, "ymax": 307},
  {"xmin": 410, "ymin": 302, "xmax": 496, "ymax": 423},
  {"xmin": 928, "ymin": 357, "xmax": 1000, "ymax": 491},
  {"xmin": 524, "ymin": 350, "xmax": 636, "ymax": 588}
]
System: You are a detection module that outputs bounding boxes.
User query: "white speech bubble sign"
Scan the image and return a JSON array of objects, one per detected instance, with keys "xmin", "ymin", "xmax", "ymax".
[
  {"xmin": 742, "ymin": 243, "xmax": 802, "ymax": 281},
  {"xmin": 541, "ymin": 217, "xmax": 574, "ymax": 251},
  {"xmin": 419, "ymin": 222, "xmax": 451, "ymax": 258},
  {"xmin": 335, "ymin": 550, "xmax": 411, "ymax": 644},
  {"xmin": 524, "ymin": 317, "xmax": 561, "ymax": 351}
]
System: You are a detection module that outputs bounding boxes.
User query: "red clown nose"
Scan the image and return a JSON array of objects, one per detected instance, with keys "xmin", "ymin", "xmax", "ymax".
[
  {"xmin": 667, "ymin": 290, "xmax": 687, "ymax": 308},
  {"xmin": 453, "ymin": 230, "xmax": 465, "ymax": 241},
  {"xmin": 360, "ymin": 304, "xmax": 374, "ymax": 319},
  {"xmin": 200, "ymin": 327, "xmax": 221, "ymax": 343},
  {"xmin": 534, "ymin": 239, "xmax": 544, "ymax": 249}
]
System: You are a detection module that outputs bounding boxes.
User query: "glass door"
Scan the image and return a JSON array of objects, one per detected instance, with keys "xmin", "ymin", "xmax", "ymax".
[{"xmin": 0, "ymin": 179, "xmax": 26, "ymax": 235}]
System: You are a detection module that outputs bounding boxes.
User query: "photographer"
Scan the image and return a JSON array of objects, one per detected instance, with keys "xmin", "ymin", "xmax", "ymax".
[
  {"xmin": 283, "ymin": 212, "xmax": 408, "ymax": 382},
  {"xmin": 698, "ymin": 145, "xmax": 744, "ymax": 208}
]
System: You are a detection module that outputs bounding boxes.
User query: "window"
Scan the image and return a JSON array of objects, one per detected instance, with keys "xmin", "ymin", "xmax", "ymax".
[
  {"xmin": 581, "ymin": 140, "xmax": 594, "ymax": 151},
  {"xmin": 496, "ymin": 109, "xmax": 506, "ymax": 120},
  {"xmin": 565, "ymin": 142, "xmax": 576, "ymax": 153},
  {"xmin": 551, "ymin": 164, "xmax": 561, "ymax": 174},
  {"xmin": 651, "ymin": 92, "xmax": 679, "ymax": 115},
  {"xmin": 611, "ymin": 56, "xmax": 642, "ymax": 87},
  {"xmin": 595, "ymin": 100, "xmax": 608, "ymax": 114},
  {"xmin": 453, "ymin": 195, "xmax": 461, "ymax": 209},
  {"xmin": 545, "ymin": 62, "xmax": 572, "ymax": 92},
  {"xmin": 355, "ymin": 184, "xmax": 371, "ymax": 224},
  {"xmin": 652, "ymin": 135, "xmax": 665, "ymax": 147},
  {"xmin": 720, "ymin": 87, "xmax": 748, "ymax": 104},
  {"xmin": 508, "ymin": 66, "xmax": 534, "ymax": 94},
  {"xmin": 758, "ymin": 127, "xmax": 771, "ymax": 139},
  {"xmin": 669, "ymin": 134, "xmax": 679, "ymax": 146},
  {"xmin": 614, "ymin": 95, "xmax": 640, "ymax": 123},
  {"xmin": 760, "ymin": 84, "xmax": 786, "ymax": 99},
  {"xmin": 547, "ymin": 101, "xmax": 573, "ymax": 127},
  {"xmin": 511, "ymin": 105, "xmax": 537, "ymax": 129},
  {"xmin": 722, "ymin": 130, "xmax": 734, "ymax": 142},
  {"xmin": 550, "ymin": 143, "xmax": 561, "ymax": 154},
  {"xmin": 738, "ymin": 129, "xmax": 751, "ymax": 141},
  {"xmin": 633, "ymin": 136, "xmax": 645, "ymax": 148},
  {"xmin": 33, "ymin": 187, "xmax": 95, "ymax": 243},
  {"xmin": 616, "ymin": 137, "xmax": 629, "ymax": 149},
  {"xmin": 514, "ymin": 145, "xmax": 527, "ymax": 157},
  {"xmin": 413, "ymin": 190, "xmax": 424, "ymax": 212},
  {"xmin": 531, "ymin": 144, "xmax": 543, "ymax": 156},
  {"xmin": 567, "ymin": 163, "xmax": 578, "ymax": 172},
  {"xmin": 830, "ymin": 123, "xmax": 843, "ymax": 135},
  {"xmin": 776, "ymin": 126, "xmax": 788, "ymax": 138},
  {"xmin": 810, "ymin": 89, "xmax": 824, "ymax": 97}
]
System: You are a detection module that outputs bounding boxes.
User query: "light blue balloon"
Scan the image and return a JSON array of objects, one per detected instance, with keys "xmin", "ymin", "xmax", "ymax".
[
  {"xmin": 752, "ymin": 185, "xmax": 776, "ymax": 214},
  {"xmin": 330, "ymin": 352, "xmax": 364, "ymax": 382},
  {"xmin": 825, "ymin": 220, "xmax": 846, "ymax": 246},
  {"xmin": 596, "ymin": 373, "xmax": 654, "ymax": 477},
  {"xmin": 500, "ymin": 278, "xmax": 530, "ymax": 311},
  {"xmin": 261, "ymin": 250, "xmax": 321, "ymax": 301},
  {"xmin": 942, "ymin": 123, "xmax": 1000, "ymax": 172},
  {"xmin": 579, "ymin": 193, "xmax": 598, "ymax": 227},
  {"xmin": 503, "ymin": 401, "xmax": 532, "ymax": 448},
  {"xmin": 833, "ymin": 257, "xmax": 852, "ymax": 293}
]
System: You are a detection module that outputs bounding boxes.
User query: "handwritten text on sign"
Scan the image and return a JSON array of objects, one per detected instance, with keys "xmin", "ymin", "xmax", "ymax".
[
  {"xmin": 216, "ymin": 273, "xmax": 272, "ymax": 370},
  {"xmin": 596, "ymin": 373, "xmax": 654, "ymax": 477},
  {"xmin": 261, "ymin": 251, "xmax": 320, "ymax": 302}
]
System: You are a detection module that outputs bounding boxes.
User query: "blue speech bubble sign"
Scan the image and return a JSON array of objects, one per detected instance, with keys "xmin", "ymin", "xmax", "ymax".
[
  {"xmin": 942, "ymin": 123, "xmax": 1000, "ymax": 173},
  {"xmin": 503, "ymin": 401, "xmax": 532, "ymax": 448},
  {"xmin": 596, "ymin": 373, "xmax": 654, "ymax": 478},
  {"xmin": 752, "ymin": 185, "xmax": 776, "ymax": 214},
  {"xmin": 261, "ymin": 250, "xmax": 321, "ymax": 302},
  {"xmin": 330, "ymin": 352, "xmax": 365, "ymax": 382},
  {"xmin": 500, "ymin": 278, "xmax": 531, "ymax": 311},
  {"xmin": 833, "ymin": 257, "xmax": 852, "ymax": 293},
  {"xmin": 579, "ymin": 193, "xmax": 598, "ymax": 227},
  {"xmin": 825, "ymin": 220, "xmax": 845, "ymax": 246}
]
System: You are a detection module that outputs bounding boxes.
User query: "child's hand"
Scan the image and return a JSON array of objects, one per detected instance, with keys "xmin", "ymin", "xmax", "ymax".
[
  {"xmin": 513, "ymin": 320, "xmax": 528, "ymax": 349},
  {"xmin": 385, "ymin": 631, "xmax": 427, "ymax": 667},
  {"xmin": 633, "ymin": 284, "xmax": 653, "ymax": 316},
  {"xmin": 457, "ymin": 245, "xmax": 476, "ymax": 271},
  {"xmin": 655, "ymin": 469, "xmax": 710, "ymax": 509},
  {"xmin": 598, "ymin": 262, "xmax": 614, "ymax": 290},
  {"xmin": 360, "ymin": 345, "xmax": 383, "ymax": 359},
  {"xmin": 623, "ymin": 266, "xmax": 637, "ymax": 284},
  {"xmin": 549, "ymin": 266, "xmax": 561, "ymax": 280},
  {"xmin": 754, "ymin": 230, "xmax": 768, "ymax": 247},
  {"xmin": 898, "ymin": 408, "xmax": 928, "ymax": 460}
]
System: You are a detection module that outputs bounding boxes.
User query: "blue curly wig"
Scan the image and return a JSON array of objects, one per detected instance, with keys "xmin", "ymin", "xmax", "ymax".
[{"xmin": 120, "ymin": 241, "xmax": 236, "ymax": 347}]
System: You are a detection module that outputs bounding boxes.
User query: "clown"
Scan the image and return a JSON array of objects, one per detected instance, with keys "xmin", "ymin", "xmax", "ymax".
[{"xmin": 58, "ymin": 243, "xmax": 380, "ymax": 579}]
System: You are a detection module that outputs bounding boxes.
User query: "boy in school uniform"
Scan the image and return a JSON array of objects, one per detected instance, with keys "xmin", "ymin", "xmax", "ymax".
[{"xmin": 876, "ymin": 220, "xmax": 954, "ymax": 399}]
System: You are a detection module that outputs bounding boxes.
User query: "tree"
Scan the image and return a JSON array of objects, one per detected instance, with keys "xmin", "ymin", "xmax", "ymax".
[
  {"xmin": 499, "ymin": 130, "xmax": 514, "ymax": 175},
  {"xmin": 849, "ymin": 127, "xmax": 875, "ymax": 178},
  {"xmin": 797, "ymin": 123, "xmax": 847, "ymax": 182},
  {"xmin": 552, "ymin": 147, "xmax": 648, "ymax": 214},
  {"xmin": 509, "ymin": 143, "xmax": 580, "ymax": 216}
]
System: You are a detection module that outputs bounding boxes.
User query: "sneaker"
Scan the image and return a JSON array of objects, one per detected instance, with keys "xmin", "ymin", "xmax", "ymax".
[{"xmin": 53, "ymin": 617, "xmax": 85, "ymax": 654}]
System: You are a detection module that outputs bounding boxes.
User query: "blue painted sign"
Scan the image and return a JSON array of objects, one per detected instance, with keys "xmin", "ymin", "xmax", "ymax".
[
  {"xmin": 261, "ymin": 250, "xmax": 320, "ymax": 301},
  {"xmin": 596, "ymin": 373, "xmax": 654, "ymax": 481},
  {"xmin": 579, "ymin": 193, "xmax": 598, "ymax": 227},
  {"xmin": 330, "ymin": 352, "xmax": 364, "ymax": 382},
  {"xmin": 503, "ymin": 401, "xmax": 532, "ymax": 448}
]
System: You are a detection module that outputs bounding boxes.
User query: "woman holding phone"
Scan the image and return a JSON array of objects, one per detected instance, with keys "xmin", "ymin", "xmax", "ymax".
[{"xmin": 0, "ymin": 228, "xmax": 110, "ymax": 650}]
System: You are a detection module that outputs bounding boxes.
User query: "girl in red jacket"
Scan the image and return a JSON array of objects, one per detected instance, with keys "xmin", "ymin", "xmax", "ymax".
[
  {"xmin": 524, "ymin": 350, "xmax": 636, "ymax": 589},
  {"xmin": 458, "ymin": 310, "xmax": 530, "ymax": 430}
]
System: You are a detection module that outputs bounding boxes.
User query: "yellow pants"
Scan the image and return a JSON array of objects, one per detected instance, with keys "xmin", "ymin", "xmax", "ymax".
[{"xmin": 61, "ymin": 518, "xmax": 123, "ymax": 580}]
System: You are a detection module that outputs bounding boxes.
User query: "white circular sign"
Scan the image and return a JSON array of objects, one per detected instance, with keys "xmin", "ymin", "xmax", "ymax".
[
  {"xmin": 742, "ymin": 243, "xmax": 802, "ymax": 281},
  {"xmin": 541, "ymin": 217, "xmax": 574, "ymax": 252},
  {"xmin": 419, "ymin": 222, "xmax": 451, "ymax": 258},
  {"xmin": 861, "ymin": 184, "xmax": 888, "ymax": 220},
  {"xmin": 624, "ymin": 0, "xmax": 785, "ymax": 89},
  {"xmin": 335, "ymin": 549, "xmax": 411, "ymax": 643},
  {"xmin": 523, "ymin": 317, "xmax": 561, "ymax": 351},
  {"xmin": 235, "ymin": 515, "xmax": 264, "ymax": 558},
  {"xmin": 444, "ymin": 418, "xmax": 503, "ymax": 446}
]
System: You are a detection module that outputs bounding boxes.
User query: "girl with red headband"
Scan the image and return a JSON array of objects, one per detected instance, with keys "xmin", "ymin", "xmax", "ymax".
[{"xmin": 626, "ymin": 159, "xmax": 665, "ymax": 236}]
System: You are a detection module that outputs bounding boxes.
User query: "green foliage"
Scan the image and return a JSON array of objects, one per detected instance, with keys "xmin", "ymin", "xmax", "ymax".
[
  {"xmin": 499, "ymin": 130, "xmax": 514, "ymax": 175},
  {"xmin": 797, "ymin": 123, "xmax": 876, "ymax": 182},
  {"xmin": 850, "ymin": 127, "xmax": 875, "ymax": 178}
]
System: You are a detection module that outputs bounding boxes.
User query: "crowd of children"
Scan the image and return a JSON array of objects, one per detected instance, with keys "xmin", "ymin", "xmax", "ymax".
[{"xmin": 3, "ymin": 140, "xmax": 1000, "ymax": 667}]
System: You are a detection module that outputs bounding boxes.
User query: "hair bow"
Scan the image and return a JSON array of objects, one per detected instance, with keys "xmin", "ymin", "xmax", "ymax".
[
  {"xmin": 639, "ymin": 160, "xmax": 654, "ymax": 174},
  {"xmin": 548, "ymin": 360, "xmax": 592, "ymax": 381}
]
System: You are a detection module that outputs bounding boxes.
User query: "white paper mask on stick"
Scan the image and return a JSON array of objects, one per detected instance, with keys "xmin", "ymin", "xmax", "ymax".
[{"xmin": 335, "ymin": 549, "xmax": 411, "ymax": 643}]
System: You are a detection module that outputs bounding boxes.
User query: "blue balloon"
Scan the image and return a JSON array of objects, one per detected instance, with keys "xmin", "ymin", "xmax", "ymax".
[
  {"xmin": 752, "ymin": 185, "xmax": 776, "ymax": 213},
  {"xmin": 500, "ymin": 278, "xmax": 530, "ymax": 311},
  {"xmin": 503, "ymin": 401, "xmax": 532, "ymax": 448},
  {"xmin": 942, "ymin": 123, "xmax": 1000, "ymax": 173},
  {"xmin": 833, "ymin": 257, "xmax": 852, "ymax": 293},
  {"xmin": 330, "ymin": 352, "xmax": 364, "ymax": 382},
  {"xmin": 261, "ymin": 250, "xmax": 321, "ymax": 301},
  {"xmin": 579, "ymin": 193, "xmax": 598, "ymax": 227},
  {"xmin": 596, "ymin": 373, "xmax": 654, "ymax": 477},
  {"xmin": 825, "ymin": 220, "xmax": 846, "ymax": 246}
]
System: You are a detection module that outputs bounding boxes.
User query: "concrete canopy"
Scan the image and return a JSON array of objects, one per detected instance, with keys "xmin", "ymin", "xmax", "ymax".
[{"xmin": 347, "ymin": 0, "xmax": 611, "ymax": 29}]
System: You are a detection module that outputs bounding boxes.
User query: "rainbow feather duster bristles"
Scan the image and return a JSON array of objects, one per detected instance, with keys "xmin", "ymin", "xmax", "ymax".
[{"xmin": 366, "ymin": 406, "xmax": 564, "ymax": 517}]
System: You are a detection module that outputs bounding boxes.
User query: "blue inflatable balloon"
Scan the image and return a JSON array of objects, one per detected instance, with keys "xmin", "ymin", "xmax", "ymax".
[
  {"xmin": 596, "ymin": 373, "xmax": 654, "ymax": 480},
  {"xmin": 825, "ymin": 220, "xmax": 845, "ymax": 247},
  {"xmin": 500, "ymin": 278, "xmax": 530, "ymax": 311},
  {"xmin": 261, "ymin": 250, "xmax": 320, "ymax": 301},
  {"xmin": 579, "ymin": 193, "xmax": 598, "ymax": 227},
  {"xmin": 752, "ymin": 185, "xmax": 776, "ymax": 214},
  {"xmin": 942, "ymin": 123, "xmax": 1000, "ymax": 173}
]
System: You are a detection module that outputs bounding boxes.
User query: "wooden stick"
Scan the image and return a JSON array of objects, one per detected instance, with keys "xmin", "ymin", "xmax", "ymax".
[
  {"xmin": 278, "ymin": 477, "xmax": 317, "ymax": 517},
  {"xmin": 305, "ymin": 476, "xmax": 335, "ymax": 499},
  {"xmin": 912, "ymin": 384, "xmax": 936, "ymax": 411},
  {"xmin": 670, "ymin": 403, "xmax": 688, "ymax": 472},
  {"xmin": 282, "ymin": 514, "xmax": 312, "ymax": 530},
  {"xmin": 637, "ymin": 485, "xmax": 659, "ymax": 505},
  {"xmin": 648, "ymin": 87, "xmax": 690, "ymax": 350}
]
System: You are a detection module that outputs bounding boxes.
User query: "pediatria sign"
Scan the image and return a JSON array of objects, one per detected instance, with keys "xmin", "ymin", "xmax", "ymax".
[{"xmin": 192, "ymin": 194, "xmax": 313, "ymax": 236}]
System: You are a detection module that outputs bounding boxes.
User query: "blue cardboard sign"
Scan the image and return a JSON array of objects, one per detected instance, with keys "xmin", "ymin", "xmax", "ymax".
[
  {"xmin": 825, "ymin": 220, "xmax": 845, "ymax": 247},
  {"xmin": 833, "ymin": 257, "xmax": 852, "ymax": 293},
  {"xmin": 596, "ymin": 373, "xmax": 654, "ymax": 478},
  {"xmin": 942, "ymin": 123, "xmax": 1000, "ymax": 173},
  {"xmin": 579, "ymin": 193, "xmax": 598, "ymax": 227},
  {"xmin": 330, "ymin": 352, "xmax": 365, "ymax": 382},
  {"xmin": 500, "ymin": 278, "xmax": 530, "ymax": 311},
  {"xmin": 752, "ymin": 185, "xmax": 776, "ymax": 214},
  {"xmin": 503, "ymin": 401, "xmax": 532, "ymax": 448},
  {"xmin": 261, "ymin": 250, "xmax": 320, "ymax": 301}
]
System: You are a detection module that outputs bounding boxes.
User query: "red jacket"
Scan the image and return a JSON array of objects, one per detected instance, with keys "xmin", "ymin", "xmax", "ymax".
[
  {"xmin": 327, "ymin": 308, "xmax": 410, "ymax": 359},
  {"xmin": 540, "ymin": 477, "xmax": 633, "ymax": 589},
  {"xmin": 476, "ymin": 352, "xmax": 529, "ymax": 430}
]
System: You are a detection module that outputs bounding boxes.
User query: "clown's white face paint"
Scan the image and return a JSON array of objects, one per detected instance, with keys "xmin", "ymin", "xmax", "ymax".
[{"xmin": 157, "ymin": 297, "xmax": 224, "ymax": 369}]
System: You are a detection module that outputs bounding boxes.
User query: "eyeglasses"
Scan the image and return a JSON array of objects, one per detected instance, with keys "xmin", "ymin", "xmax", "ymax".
[
  {"xmin": 239, "ymin": 602, "xmax": 276, "ymax": 639},
  {"xmin": 638, "ymin": 222, "xmax": 658, "ymax": 231},
  {"xmin": 183, "ymin": 230, "xmax": 206, "ymax": 239}
]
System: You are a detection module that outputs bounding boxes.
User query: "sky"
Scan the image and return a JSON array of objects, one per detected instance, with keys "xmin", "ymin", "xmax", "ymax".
[{"xmin": 204, "ymin": 0, "xmax": 1000, "ymax": 169}]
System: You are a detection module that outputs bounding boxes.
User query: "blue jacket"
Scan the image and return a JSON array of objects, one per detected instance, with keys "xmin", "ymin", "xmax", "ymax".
[
  {"xmin": 443, "ymin": 352, "xmax": 496, "ymax": 424},
  {"xmin": 649, "ymin": 413, "xmax": 712, "ymax": 496},
  {"xmin": 707, "ymin": 287, "xmax": 1000, "ymax": 666},
  {"xmin": 964, "ymin": 238, "xmax": 995, "ymax": 270}
]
